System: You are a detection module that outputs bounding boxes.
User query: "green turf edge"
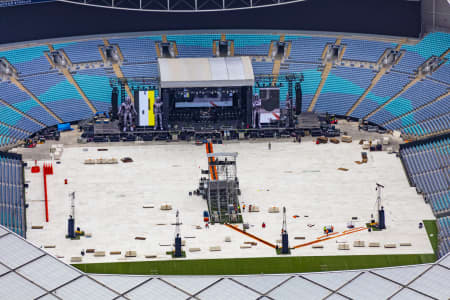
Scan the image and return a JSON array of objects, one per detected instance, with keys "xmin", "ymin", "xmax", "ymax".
[
  {"xmin": 72, "ymin": 254, "xmax": 436, "ymax": 275},
  {"xmin": 423, "ymin": 219, "xmax": 438, "ymax": 256}
]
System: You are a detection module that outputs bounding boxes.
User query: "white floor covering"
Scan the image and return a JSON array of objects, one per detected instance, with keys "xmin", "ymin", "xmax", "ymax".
[{"xmin": 25, "ymin": 139, "xmax": 435, "ymax": 264}]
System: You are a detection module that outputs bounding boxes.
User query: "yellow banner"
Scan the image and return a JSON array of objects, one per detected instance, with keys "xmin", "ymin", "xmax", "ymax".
[{"xmin": 148, "ymin": 90, "xmax": 155, "ymax": 126}]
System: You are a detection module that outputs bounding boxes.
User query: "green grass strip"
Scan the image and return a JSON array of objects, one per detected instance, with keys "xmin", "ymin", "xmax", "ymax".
[
  {"xmin": 73, "ymin": 254, "xmax": 436, "ymax": 275},
  {"xmin": 423, "ymin": 219, "xmax": 438, "ymax": 256}
]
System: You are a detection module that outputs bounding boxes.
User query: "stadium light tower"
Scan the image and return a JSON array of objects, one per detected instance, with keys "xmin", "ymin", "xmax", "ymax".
[
  {"xmin": 67, "ymin": 192, "xmax": 76, "ymax": 239},
  {"xmin": 281, "ymin": 206, "xmax": 290, "ymax": 254},
  {"xmin": 375, "ymin": 183, "xmax": 386, "ymax": 230},
  {"xmin": 174, "ymin": 210, "xmax": 182, "ymax": 257}
]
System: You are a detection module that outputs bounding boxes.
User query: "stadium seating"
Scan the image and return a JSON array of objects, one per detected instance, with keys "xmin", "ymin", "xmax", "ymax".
[
  {"xmin": 0, "ymin": 81, "xmax": 58, "ymax": 127},
  {"xmin": 0, "ymin": 101, "xmax": 42, "ymax": 133},
  {"xmin": 73, "ymin": 68, "xmax": 113, "ymax": 113},
  {"xmin": 53, "ymin": 40, "xmax": 103, "ymax": 63},
  {"xmin": 395, "ymin": 32, "xmax": 450, "ymax": 78},
  {"xmin": 0, "ymin": 31, "xmax": 448, "ymax": 145},
  {"xmin": 314, "ymin": 67, "xmax": 375, "ymax": 115},
  {"xmin": 394, "ymin": 94, "xmax": 450, "ymax": 129},
  {"xmin": 167, "ymin": 34, "xmax": 220, "ymax": 57},
  {"xmin": 21, "ymin": 72, "xmax": 93, "ymax": 123},
  {"xmin": 341, "ymin": 39, "xmax": 394, "ymax": 62},
  {"xmin": 108, "ymin": 36, "xmax": 161, "ymax": 63},
  {"xmin": 438, "ymin": 216, "xmax": 450, "ymax": 258},
  {"xmin": 228, "ymin": 34, "xmax": 278, "ymax": 56},
  {"xmin": 352, "ymin": 71, "xmax": 410, "ymax": 119},
  {"xmin": 400, "ymin": 138, "xmax": 449, "ymax": 217},
  {"xmin": 370, "ymin": 78, "xmax": 447, "ymax": 125},
  {"xmin": 0, "ymin": 151, "xmax": 26, "ymax": 237},
  {"xmin": 401, "ymin": 114, "xmax": 450, "ymax": 137},
  {"xmin": 286, "ymin": 36, "xmax": 335, "ymax": 63},
  {"xmin": 0, "ymin": 45, "xmax": 51, "ymax": 75}
]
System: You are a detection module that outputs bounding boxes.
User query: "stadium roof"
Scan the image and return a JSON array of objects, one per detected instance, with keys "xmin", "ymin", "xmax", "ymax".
[
  {"xmin": 0, "ymin": 225, "xmax": 449, "ymax": 300},
  {"xmin": 158, "ymin": 57, "xmax": 254, "ymax": 88}
]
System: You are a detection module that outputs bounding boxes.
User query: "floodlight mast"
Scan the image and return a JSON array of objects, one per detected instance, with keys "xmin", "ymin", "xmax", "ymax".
[
  {"xmin": 375, "ymin": 183, "xmax": 386, "ymax": 230},
  {"xmin": 69, "ymin": 192, "xmax": 75, "ymax": 219},
  {"xmin": 375, "ymin": 183, "xmax": 384, "ymax": 211}
]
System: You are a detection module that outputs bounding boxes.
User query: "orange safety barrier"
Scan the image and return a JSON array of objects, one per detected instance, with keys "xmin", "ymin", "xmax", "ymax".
[
  {"xmin": 316, "ymin": 231, "xmax": 339, "ymax": 239},
  {"xmin": 42, "ymin": 163, "xmax": 53, "ymax": 222},
  {"xmin": 293, "ymin": 227, "xmax": 367, "ymax": 249},
  {"xmin": 205, "ymin": 142, "xmax": 218, "ymax": 180},
  {"xmin": 224, "ymin": 223, "xmax": 276, "ymax": 248}
]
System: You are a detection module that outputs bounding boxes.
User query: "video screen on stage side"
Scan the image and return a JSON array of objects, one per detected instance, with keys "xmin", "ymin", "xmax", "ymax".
[
  {"xmin": 174, "ymin": 88, "xmax": 236, "ymax": 108},
  {"xmin": 259, "ymin": 88, "xmax": 280, "ymax": 123}
]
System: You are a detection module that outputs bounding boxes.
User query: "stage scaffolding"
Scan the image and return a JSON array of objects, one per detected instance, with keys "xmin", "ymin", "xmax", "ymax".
[{"xmin": 206, "ymin": 152, "xmax": 241, "ymax": 223}]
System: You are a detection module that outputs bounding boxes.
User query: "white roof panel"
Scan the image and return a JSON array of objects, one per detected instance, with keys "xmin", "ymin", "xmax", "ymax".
[
  {"xmin": 0, "ymin": 263, "xmax": 9, "ymax": 276},
  {"xmin": 37, "ymin": 294, "xmax": 61, "ymax": 300},
  {"xmin": 0, "ymin": 226, "xmax": 7, "ymax": 236},
  {"xmin": 0, "ymin": 225, "xmax": 448, "ymax": 300},
  {"xmin": 232, "ymin": 274, "xmax": 291, "ymax": 294},
  {"xmin": 372, "ymin": 264, "xmax": 430, "ymax": 285},
  {"xmin": 339, "ymin": 272, "xmax": 401, "ymax": 300},
  {"xmin": 159, "ymin": 57, "xmax": 254, "ymax": 88},
  {"xmin": 390, "ymin": 288, "xmax": 431, "ymax": 300},
  {"xmin": 302, "ymin": 270, "xmax": 362, "ymax": 290},
  {"xmin": 92, "ymin": 274, "xmax": 150, "ymax": 294},
  {"xmin": 438, "ymin": 254, "xmax": 450, "ymax": 268},
  {"xmin": 0, "ymin": 272, "xmax": 46, "ymax": 300},
  {"xmin": 54, "ymin": 276, "xmax": 119, "ymax": 300},
  {"xmin": 325, "ymin": 294, "xmax": 349, "ymax": 300},
  {"xmin": 210, "ymin": 57, "xmax": 228, "ymax": 81},
  {"xmin": 0, "ymin": 234, "xmax": 44, "ymax": 269},
  {"xmin": 17, "ymin": 255, "xmax": 81, "ymax": 290},
  {"xmin": 409, "ymin": 265, "xmax": 450, "ymax": 299},
  {"xmin": 196, "ymin": 278, "xmax": 260, "ymax": 300},
  {"xmin": 163, "ymin": 276, "xmax": 220, "ymax": 295},
  {"xmin": 226, "ymin": 57, "xmax": 246, "ymax": 80},
  {"xmin": 125, "ymin": 278, "xmax": 190, "ymax": 299},
  {"xmin": 268, "ymin": 276, "xmax": 330, "ymax": 300}
]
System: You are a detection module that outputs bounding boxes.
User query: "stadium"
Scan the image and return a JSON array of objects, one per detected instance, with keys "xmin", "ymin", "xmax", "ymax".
[{"xmin": 0, "ymin": 0, "xmax": 449, "ymax": 299}]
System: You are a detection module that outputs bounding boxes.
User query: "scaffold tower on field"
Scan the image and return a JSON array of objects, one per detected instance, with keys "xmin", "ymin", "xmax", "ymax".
[{"xmin": 205, "ymin": 149, "xmax": 241, "ymax": 224}]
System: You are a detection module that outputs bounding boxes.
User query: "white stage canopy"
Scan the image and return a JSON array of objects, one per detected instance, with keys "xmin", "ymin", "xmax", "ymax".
[{"xmin": 158, "ymin": 57, "xmax": 254, "ymax": 88}]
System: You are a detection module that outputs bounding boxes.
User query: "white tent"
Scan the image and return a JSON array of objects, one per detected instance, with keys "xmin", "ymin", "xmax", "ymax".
[{"xmin": 158, "ymin": 56, "xmax": 254, "ymax": 88}]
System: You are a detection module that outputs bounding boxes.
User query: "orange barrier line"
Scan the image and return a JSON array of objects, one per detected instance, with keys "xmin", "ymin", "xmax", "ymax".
[
  {"xmin": 293, "ymin": 227, "xmax": 367, "ymax": 249},
  {"xmin": 316, "ymin": 232, "xmax": 339, "ymax": 239},
  {"xmin": 224, "ymin": 223, "xmax": 276, "ymax": 249},
  {"xmin": 205, "ymin": 142, "xmax": 218, "ymax": 180},
  {"xmin": 43, "ymin": 165, "xmax": 49, "ymax": 222}
]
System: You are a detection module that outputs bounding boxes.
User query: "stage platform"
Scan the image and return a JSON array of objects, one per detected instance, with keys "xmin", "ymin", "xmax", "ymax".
[
  {"xmin": 24, "ymin": 134, "xmax": 434, "ymax": 264},
  {"xmin": 296, "ymin": 112, "xmax": 321, "ymax": 129}
]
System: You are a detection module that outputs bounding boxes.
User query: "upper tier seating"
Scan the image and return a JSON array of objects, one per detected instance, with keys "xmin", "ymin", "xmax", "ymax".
[
  {"xmin": 108, "ymin": 36, "xmax": 161, "ymax": 63},
  {"xmin": 53, "ymin": 40, "xmax": 103, "ymax": 63},
  {"xmin": 0, "ymin": 45, "xmax": 51, "ymax": 76},
  {"xmin": 341, "ymin": 39, "xmax": 394, "ymax": 62}
]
